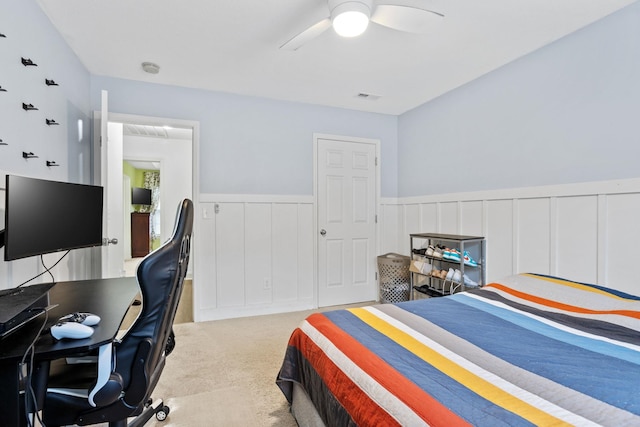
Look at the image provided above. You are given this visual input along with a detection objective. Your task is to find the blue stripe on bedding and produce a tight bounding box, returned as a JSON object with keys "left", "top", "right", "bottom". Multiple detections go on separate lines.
{"left": 397, "top": 297, "right": 640, "bottom": 414}
{"left": 324, "top": 309, "right": 535, "bottom": 427}
{"left": 455, "top": 293, "right": 640, "bottom": 365}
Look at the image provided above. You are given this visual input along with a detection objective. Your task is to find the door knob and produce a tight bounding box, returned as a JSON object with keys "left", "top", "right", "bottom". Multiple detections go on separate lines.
{"left": 320, "top": 229, "right": 326, "bottom": 236}
{"left": 103, "top": 237, "right": 118, "bottom": 246}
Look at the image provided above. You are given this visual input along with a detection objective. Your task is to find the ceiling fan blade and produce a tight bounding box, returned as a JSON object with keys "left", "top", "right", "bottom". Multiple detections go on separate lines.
{"left": 280, "top": 17, "right": 332, "bottom": 51}
{"left": 371, "top": 4, "right": 443, "bottom": 34}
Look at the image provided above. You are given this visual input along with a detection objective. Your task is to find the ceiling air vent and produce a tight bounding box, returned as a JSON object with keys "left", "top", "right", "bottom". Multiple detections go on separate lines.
{"left": 356, "top": 92, "right": 381, "bottom": 101}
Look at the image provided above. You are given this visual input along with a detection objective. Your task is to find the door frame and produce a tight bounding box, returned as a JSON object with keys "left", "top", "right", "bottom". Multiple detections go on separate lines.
{"left": 313, "top": 133, "right": 381, "bottom": 307}
{"left": 92, "top": 110, "right": 200, "bottom": 313}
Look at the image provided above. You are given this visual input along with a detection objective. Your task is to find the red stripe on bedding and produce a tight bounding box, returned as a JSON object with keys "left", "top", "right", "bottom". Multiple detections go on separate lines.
{"left": 291, "top": 328, "right": 402, "bottom": 426}
{"left": 486, "top": 283, "right": 640, "bottom": 320}
{"left": 306, "top": 313, "right": 472, "bottom": 427}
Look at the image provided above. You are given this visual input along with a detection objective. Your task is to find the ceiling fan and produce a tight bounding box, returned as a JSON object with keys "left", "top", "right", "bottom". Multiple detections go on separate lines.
{"left": 280, "top": 0, "right": 444, "bottom": 50}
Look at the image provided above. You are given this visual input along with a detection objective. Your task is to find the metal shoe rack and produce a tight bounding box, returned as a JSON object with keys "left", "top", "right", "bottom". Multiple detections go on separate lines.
{"left": 409, "top": 233, "right": 486, "bottom": 299}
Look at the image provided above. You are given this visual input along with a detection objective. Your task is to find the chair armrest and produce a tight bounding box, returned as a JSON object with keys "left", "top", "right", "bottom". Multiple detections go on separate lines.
{"left": 88, "top": 344, "right": 122, "bottom": 407}
{"left": 123, "top": 338, "right": 153, "bottom": 407}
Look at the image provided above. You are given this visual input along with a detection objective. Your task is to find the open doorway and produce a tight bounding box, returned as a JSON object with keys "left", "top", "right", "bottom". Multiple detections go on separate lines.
{"left": 110, "top": 119, "right": 195, "bottom": 323}
{"left": 122, "top": 158, "right": 161, "bottom": 275}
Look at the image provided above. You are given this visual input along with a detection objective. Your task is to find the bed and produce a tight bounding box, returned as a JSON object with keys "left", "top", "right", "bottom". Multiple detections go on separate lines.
{"left": 276, "top": 273, "right": 640, "bottom": 426}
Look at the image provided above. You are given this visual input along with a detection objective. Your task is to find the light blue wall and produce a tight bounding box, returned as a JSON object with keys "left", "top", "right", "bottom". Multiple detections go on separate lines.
{"left": 90, "top": 77, "right": 399, "bottom": 197}
{"left": 0, "top": 0, "right": 91, "bottom": 184}
{"left": 398, "top": 3, "right": 640, "bottom": 197}
{"left": 6, "top": 0, "right": 639, "bottom": 200}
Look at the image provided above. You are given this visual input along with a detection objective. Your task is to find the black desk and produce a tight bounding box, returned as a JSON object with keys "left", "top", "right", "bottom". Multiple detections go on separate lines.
{"left": 0, "top": 277, "right": 138, "bottom": 426}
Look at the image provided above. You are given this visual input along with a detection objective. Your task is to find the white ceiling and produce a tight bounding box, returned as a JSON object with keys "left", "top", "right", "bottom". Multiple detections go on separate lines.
{"left": 37, "top": 0, "right": 636, "bottom": 115}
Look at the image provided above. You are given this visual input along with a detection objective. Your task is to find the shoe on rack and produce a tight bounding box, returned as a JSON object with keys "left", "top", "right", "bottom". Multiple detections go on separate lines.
{"left": 452, "top": 269, "right": 462, "bottom": 284}
{"left": 463, "top": 251, "right": 478, "bottom": 267}
{"left": 442, "top": 248, "right": 452, "bottom": 260}
{"left": 410, "top": 260, "right": 424, "bottom": 274}
{"left": 432, "top": 247, "right": 443, "bottom": 258}
{"left": 412, "top": 248, "right": 427, "bottom": 255}
{"left": 448, "top": 249, "right": 462, "bottom": 262}
{"left": 463, "top": 275, "right": 479, "bottom": 288}
{"left": 420, "top": 262, "right": 433, "bottom": 275}
{"left": 426, "top": 245, "right": 435, "bottom": 256}
{"left": 439, "top": 269, "right": 448, "bottom": 279}
{"left": 445, "top": 268, "right": 455, "bottom": 281}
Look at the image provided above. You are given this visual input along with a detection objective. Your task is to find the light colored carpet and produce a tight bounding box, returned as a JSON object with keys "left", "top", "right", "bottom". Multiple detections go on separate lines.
{"left": 145, "top": 303, "right": 372, "bottom": 426}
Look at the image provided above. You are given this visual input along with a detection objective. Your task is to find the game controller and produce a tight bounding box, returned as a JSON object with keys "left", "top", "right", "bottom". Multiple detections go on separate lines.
{"left": 58, "top": 312, "right": 101, "bottom": 326}
{"left": 50, "top": 322, "right": 94, "bottom": 340}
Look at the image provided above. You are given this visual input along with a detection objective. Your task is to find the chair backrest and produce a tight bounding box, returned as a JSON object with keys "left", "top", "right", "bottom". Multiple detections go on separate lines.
{"left": 115, "top": 198, "right": 193, "bottom": 395}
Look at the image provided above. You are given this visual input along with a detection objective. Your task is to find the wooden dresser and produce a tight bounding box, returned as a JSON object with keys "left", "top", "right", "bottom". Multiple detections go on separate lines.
{"left": 131, "top": 212, "right": 150, "bottom": 257}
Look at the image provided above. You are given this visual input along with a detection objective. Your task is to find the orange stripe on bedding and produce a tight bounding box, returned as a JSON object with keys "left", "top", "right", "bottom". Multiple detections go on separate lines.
{"left": 486, "top": 283, "right": 640, "bottom": 320}
{"left": 306, "top": 313, "right": 472, "bottom": 427}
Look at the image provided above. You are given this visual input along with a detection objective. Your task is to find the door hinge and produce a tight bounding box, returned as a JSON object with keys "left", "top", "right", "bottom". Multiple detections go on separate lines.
{"left": 375, "top": 214, "right": 378, "bottom": 223}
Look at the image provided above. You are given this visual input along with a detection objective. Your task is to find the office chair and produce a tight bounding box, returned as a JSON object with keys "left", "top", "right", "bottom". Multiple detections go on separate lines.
{"left": 41, "top": 198, "right": 194, "bottom": 427}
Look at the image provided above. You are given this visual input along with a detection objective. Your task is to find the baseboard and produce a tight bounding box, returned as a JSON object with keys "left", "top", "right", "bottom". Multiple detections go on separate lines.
{"left": 195, "top": 299, "right": 316, "bottom": 322}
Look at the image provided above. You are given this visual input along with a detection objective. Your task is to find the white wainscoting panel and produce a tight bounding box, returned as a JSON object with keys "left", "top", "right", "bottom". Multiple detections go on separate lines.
{"left": 393, "top": 178, "right": 640, "bottom": 295}
{"left": 439, "top": 202, "right": 459, "bottom": 234}
{"left": 193, "top": 179, "right": 640, "bottom": 322}
{"left": 245, "top": 203, "right": 272, "bottom": 305}
{"left": 603, "top": 193, "right": 640, "bottom": 295}
{"left": 380, "top": 202, "right": 401, "bottom": 255}
{"left": 460, "top": 201, "right": 483, "bottom": 237}
{"left": 195, "top": 195, "right": 315, "bottom": 321}
{"left": 486, "top": 199, "right": 514, "bottom": 280}
{"left": 555, "top": 196, "right": 598, "bottom": 285}
{"left": 272, "top": 204, "right": 302, "bottom": 302}
{"left": 516, "top": 198, "right": 550, "bottom": 275}
{"left": 215, "top": 203, "right": 246, "bottom": 308}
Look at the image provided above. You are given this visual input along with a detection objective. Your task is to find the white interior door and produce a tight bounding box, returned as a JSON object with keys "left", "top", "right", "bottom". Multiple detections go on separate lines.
{"left": 97, "top": 90, "right": 125, "bottom": 278}
{"left": 317, "top": 136, "right": 378, "bottom": 307}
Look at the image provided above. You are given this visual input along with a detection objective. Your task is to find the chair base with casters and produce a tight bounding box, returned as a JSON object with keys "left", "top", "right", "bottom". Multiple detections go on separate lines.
{"left": 40, "top": 199, "right": 194, "bottom": 427}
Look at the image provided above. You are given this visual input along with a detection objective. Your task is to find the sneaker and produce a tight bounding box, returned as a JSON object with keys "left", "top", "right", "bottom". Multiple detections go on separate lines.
{"left": 452, "top": 269, "right": 462, "bottom": 283}
{"left": 420, "top": 262, "right": 433, "bottom": 275}
{"left": 409, "top": 260, "right": 424, "bottom": 274}
{"left": 426, "top": 245, "right": 435, "bottom": 256}
{"left": 432, "top": 247, "right": 443, "bottom": 259}
{"left": 443, "top": 248, "right": 461, "bottom": 262}
{"left": 463, "top": 251, "right": 478, "bottom": 267}
{"left": 445, "top": 268, "right": 455, "bottom": 281}
{"left": 463, "top": 275, "right": 479, "bottom": 288}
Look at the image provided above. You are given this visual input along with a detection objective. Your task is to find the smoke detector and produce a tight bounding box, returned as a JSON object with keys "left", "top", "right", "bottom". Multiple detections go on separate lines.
{"left": 142, "top": 62, "right": 160, "bottom": 74}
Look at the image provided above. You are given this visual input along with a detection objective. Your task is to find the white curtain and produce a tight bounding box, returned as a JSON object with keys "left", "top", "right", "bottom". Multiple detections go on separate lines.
{"left": 143, "top": 171, "right": 160, "bottom": 241}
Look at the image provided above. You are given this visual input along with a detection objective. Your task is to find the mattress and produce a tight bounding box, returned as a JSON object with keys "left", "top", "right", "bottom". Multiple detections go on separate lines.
{"left": 276, "top": 273, "right": 640, "bottom": 426}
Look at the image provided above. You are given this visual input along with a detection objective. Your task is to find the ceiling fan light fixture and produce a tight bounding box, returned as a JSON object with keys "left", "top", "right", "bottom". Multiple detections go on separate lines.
{"left": 331, "top": 1, "right": 371, "bottom": 38}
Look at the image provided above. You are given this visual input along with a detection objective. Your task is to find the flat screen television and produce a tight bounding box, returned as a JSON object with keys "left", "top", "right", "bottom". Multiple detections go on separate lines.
{"left": 2, "top": 175, "right": 104, "bottom": 261}
{"left": 132, "top": 187, "right": 152, "bottom": 205}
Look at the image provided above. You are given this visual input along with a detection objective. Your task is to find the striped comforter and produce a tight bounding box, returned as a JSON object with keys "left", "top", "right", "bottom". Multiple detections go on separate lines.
{"left": 276, "top": 274, "right": 640, "bottom": 426}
